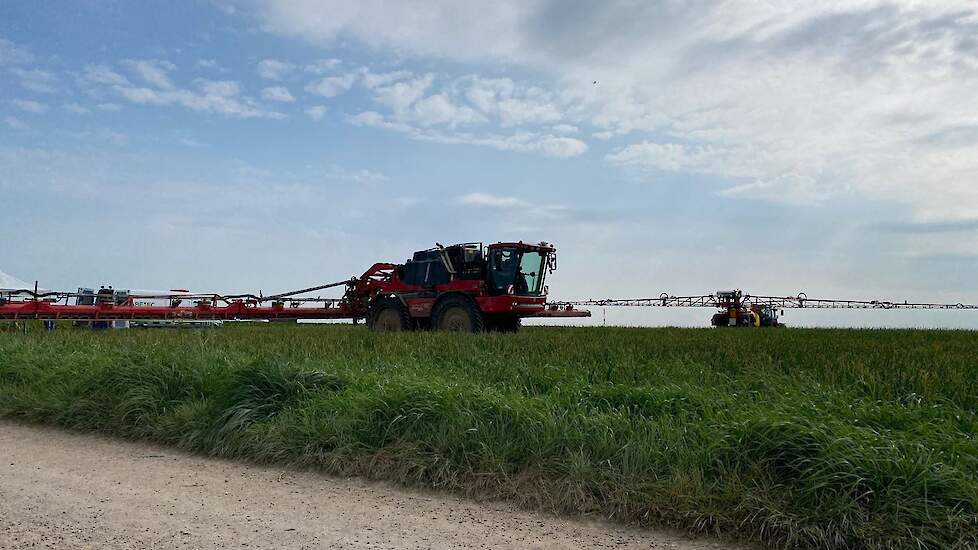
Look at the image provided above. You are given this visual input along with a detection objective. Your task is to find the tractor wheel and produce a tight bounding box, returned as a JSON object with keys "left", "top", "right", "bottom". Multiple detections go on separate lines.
{"left": 432, "top": 295, "right": 485, "bottom": 332}
{"left": 367, "top": 298, "right": 412, "bottom": 332}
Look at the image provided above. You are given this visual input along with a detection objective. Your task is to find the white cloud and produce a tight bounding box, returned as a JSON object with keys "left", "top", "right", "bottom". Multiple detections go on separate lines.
{"left": 411, "top": 94, "right": 485, "bottom": 127}
{"left": 304, "top": 58, "right": 342, "bottom": 74}
{"left": 496, "top": 97, "right": 562, "bottom": 126}
{"left": 465, "top": 77, "right": 513, "bottom": 112}
{"left": 83, "top": 64, "right": 131, "bottom": 86}
{"left": 359, "top": 68, "right": 412, "bottom": 88}
{"left": 63, "top": 103, "right": 91, "bottom": 114}
{"left": 457, "top": 192, "right": 528, "bottom": 208}
{"left": 337, "top": 68, "right": 589, "bottom": 157}
{"left": 372, "top": 73, "right": 433, "bottom": 112}
{"left": 343, "top": 70, "right": 587, "bottom": 157}
{"left": 456, "top": 193, "right": 570, "bottom": 229}
{"left": 9, "top": 68, "right": 58, "bottom": 93}
{"left": 349, "top": 111, "right": 587, "bottom": 158}
{"left": 81, "top": 60, "right": 284, "bottom": 119}
{"left": 257, "top": 59, "right": 294, "bottom": 80}
{"left": 111, "top": 77, "right": 276, "bottom": 118}
{"left": 256, "top": 1, "right": 528, "bottom": 60}
{"left": 198, "top": 79, "right": 239, "bottom": 97}
{"left": 348, "top": 110, "right": 389, "bottom": 127}
{"left": 196, "top": 59, "right": 218, "bottom": 69}
{"left": 59, "top": 128, "right": 128, "bottom": 147}
{"left": 4, "top": 116, "right": 28, "bottom": 130}
{"left": 322, "top": 163, "right": 388, "bottom": 185}
{"left": 213, "top": 2, "right": 237, "bottom": 15}
{"left": 900, "top": 229, "right": 978, "bottom": 259}
{"left": 180, "top": 137, "right": 208, "bottom": 148}
{"left": 261, "top": 85, "right": 295, "bottom": 102}
{"left": 305, "top": 73, "right": 356, "bottom": 97}
{"left": 462, "top": 76, "right": 563, "bottom": 127}
{"left": 122, "top": 59, "right": 176, "bottom": 89}
{"left": 250, "top": 1, "right": 978, "bottom": 221}
{"left": 606, "top": 143, "right": 721, "bottom": 173}
{"left": 12, "top": 99, "right": 47, "bottom": 113}
{"left": 305, "top": 105, "right": 327, "bottom": 120}
{"left": 535, "top": 136, "right": 587, "bottom": 158}
{"left": 719, "top": 173, "right": 822, "bottom": 206}
{"left": 0, "top": 37, "right": 32, "bottom": 66}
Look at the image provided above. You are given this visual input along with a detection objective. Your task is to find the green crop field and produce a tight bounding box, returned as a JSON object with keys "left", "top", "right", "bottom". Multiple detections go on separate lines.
{"left": 1, "top": 324, "right": 976, "bottom": 549}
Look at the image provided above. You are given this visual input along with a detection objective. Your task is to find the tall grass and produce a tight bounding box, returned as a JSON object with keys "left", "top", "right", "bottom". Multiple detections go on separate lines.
{"left": 1, "top": 325, "right": 976, "bottom": 548}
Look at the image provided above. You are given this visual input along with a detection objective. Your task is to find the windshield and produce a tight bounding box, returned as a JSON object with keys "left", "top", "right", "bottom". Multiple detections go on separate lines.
{"left": 488, "top": 248, "right": 546, "bottom": 295}
{"left": 518, "top": 251, "right": 544, "bottom": 294}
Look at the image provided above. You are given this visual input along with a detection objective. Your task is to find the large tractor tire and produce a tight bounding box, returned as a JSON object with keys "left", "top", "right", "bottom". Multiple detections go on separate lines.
{"left": 367, "top": 297, "right": 413, "bottom": 332}
{"left": 432, "top": 295, "right": 485, "bottom": 332}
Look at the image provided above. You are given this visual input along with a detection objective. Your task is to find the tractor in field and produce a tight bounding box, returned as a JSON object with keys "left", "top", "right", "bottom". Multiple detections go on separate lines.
{"left": 7, "top": 242, "right": 975, "bottom": 330}
{"left": 0, "top": 240, "right": 588, "bottom": 332}
{"left": 710, "top": 290, "right": 783, "bottom": 327}
{"left": 360, "top": 241, "right": 560, "bottom": 332}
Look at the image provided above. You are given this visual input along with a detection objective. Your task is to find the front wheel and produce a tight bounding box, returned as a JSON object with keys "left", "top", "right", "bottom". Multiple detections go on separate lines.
{"left": 432, "top": 295, "right": 485, "bottom": 332}
{"left": 367, "top": 298, "right": 412, "bottom": 332}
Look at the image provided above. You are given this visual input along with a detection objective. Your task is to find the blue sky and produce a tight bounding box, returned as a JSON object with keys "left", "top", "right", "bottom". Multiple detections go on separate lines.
{"left": 2, "top": 1, "right": 978, "bottom": 327}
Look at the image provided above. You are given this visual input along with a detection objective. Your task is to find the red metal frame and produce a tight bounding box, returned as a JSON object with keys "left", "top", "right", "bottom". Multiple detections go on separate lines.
{"left": 0, "top": 242, "right": 588, "bottom": 323}
{"left": 0, "top": 299, "right": 356, "bottom": 322}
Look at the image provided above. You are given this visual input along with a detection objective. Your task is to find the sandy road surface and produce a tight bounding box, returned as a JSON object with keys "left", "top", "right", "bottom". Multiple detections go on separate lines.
{"left": 0, "top": 421, "right": 742, "bottom": 549}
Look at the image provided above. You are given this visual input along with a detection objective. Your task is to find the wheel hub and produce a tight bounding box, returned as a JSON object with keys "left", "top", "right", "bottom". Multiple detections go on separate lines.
{"left": 374, "top": 308, "right": 403, "bottom": 331}
{"left": 439, "top": 307, "right": 471, "bottom": 331}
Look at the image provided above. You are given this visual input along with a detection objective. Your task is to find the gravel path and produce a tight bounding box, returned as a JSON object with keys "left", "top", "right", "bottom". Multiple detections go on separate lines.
{"left": 0, "top": 421, "right": 743, "bottom": 549}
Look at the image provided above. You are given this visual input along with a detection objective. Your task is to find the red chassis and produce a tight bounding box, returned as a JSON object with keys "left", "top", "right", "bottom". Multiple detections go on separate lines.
{"left": 0, "top": 242, "right": 590, "bottom": 330}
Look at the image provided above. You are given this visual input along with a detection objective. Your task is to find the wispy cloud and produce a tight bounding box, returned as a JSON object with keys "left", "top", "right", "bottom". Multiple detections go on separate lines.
{"left": 305, "top": 74, "right": 355, "bottom": 98}
{"left": 11, "top": 99, "right": 47, "bottom": 113}
{"left": 305, "top": 105, "right": 327, "bottom": 120}
{"left": 261, "top": 85, "right": 295, "bottom": 102}
{"left": 457, "top": 192, "right": 528, "bottom": 208}
{"left": 113, "top": 79, "right": 278, "bottom": 118}
{"left": 84, "top": 61, "right": 283, "bottom": 119}
{"left": 9, "top": 68, "right": 58, "bottom": 93}
{"left": 0, "top": 37, "right": 32, "bottom": 66}
{"left": 3, "top": 115, "right": 28, "bottom": 130}
{"left": 63, "top": 103, "right": 91, "bottom": 114}
{"left": 253, "top": 1, "right": 978, "bottom": 222}
{"left": 350, "top": 111, "right": 587, "bottom": 158}
{"left": 83, "top": 64, "right": 131, "bottom": 86}
{"left": 122, "top": 59, "right": 176, "bottom": 89}
{"left": 343, "top": 71, "right": 588, "bottom": 157}
{"left": 256, "top": 59, "right": 294, "bottom": 80}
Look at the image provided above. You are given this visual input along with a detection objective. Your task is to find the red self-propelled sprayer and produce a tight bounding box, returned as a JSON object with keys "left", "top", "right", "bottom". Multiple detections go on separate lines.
{"left": 0, "top": 241, "right": 590, "bottom": 332}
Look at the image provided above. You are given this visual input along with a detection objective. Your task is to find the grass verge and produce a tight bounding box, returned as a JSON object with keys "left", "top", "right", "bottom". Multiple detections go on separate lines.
{"left": 1, "top": 324, "right": 977, "bottom": 548}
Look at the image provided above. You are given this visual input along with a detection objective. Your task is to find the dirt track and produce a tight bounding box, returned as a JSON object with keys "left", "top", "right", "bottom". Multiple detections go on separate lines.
{"left": 0, "top": 421, "right": 741, "bottom": 549}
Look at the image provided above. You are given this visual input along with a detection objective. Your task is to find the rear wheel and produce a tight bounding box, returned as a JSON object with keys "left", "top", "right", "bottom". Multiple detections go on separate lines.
{"left": 367, "top": 298, "right": 412, "bottom": 332}
{"left": 432, "top": 295, "right": 485, "bottom": 332}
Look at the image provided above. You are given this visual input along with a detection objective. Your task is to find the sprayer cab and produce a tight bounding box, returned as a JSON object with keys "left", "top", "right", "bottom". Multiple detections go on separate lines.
{"left": 485, "top": 241, "right": 555, "bottom": 296}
